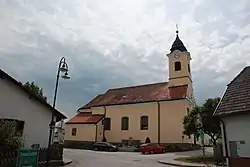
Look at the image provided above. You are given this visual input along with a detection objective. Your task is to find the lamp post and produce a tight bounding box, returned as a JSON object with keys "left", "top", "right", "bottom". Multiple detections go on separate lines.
{"left": 46, "top": 57, "right": 70, "bottom": 167}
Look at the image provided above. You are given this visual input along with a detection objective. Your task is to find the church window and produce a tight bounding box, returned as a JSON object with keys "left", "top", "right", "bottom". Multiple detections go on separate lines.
{"left": 187, "top": 108, "right": 190, "bottom": 115}
{"left": 71, "top": 128, "right": 77, "bottom": 136}
{"left": 175, "top": 61, "right": 181, "bottom": 71}
{"left": 104, "top": 117, "right": 111, "bottom": 130}
{"left": 188, "top": 64, "right": 190, "bottom": 73}
{"left": 121, "top": 117, "right": 129, "bottom": 130}
{"left": 140, "top": 116, "right": 148, "bottom": 130}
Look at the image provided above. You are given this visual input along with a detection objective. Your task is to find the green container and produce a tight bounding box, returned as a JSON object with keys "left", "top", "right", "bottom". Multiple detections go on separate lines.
{"left": 16, "top": 149, "right": 39, "bottom": 167}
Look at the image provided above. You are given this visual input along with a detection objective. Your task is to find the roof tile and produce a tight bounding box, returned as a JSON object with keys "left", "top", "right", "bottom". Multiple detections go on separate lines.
{"left": 80, "top": 82, "right": 188, "bottom": 109}
{"left": 66, "top": 112, "right": 104, "bottom": 124}
{"left": 215, "top": 66, "right": 250, "bottom": 116}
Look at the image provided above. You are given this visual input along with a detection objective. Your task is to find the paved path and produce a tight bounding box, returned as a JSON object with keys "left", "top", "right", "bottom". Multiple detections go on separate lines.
{"left": 64, "top": 149, "right": 172, "bottom": 167}
{"left": 64, "top": 147, "right": 213, "bottom": 167}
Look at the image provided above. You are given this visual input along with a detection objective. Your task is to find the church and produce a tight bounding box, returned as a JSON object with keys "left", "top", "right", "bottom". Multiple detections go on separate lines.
{"left": 64, "top": 30, "right": 196, "bottom": 146}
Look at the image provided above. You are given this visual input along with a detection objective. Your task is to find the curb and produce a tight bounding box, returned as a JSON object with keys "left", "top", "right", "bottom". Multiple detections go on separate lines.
{"left": 63, "top": 160, "right": 73, "bottom": 166}
{"left": 158, "top": 160, "right": 208, "bottom": 167}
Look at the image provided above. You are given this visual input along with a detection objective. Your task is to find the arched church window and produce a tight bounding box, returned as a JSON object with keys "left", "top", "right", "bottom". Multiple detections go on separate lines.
{"left": 71, "top": 128, "right": 77, "bottom": 136}
{"left": 104, "top": 117, "right": 111, "bottom": 130}
{"left": 188, "top": 64, "right": 190, "bottom": 73}
{"left": 121, "top": 117, "right": 129, "bottom": 130}
{"left": 175, "top": 61, "right": 181, "bottom": 71}
{"left": 140, "top": 116, "right": 148, "bottom": 130}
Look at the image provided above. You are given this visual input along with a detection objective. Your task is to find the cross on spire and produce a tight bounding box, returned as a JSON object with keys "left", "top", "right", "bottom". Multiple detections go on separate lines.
{"left": 176, "top": 24, "right": 179, "bottom": 34}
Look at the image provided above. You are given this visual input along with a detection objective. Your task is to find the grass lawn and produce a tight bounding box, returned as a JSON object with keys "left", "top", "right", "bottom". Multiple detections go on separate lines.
{"left": 175, "top": 155, "right": 214, "bottom": 164}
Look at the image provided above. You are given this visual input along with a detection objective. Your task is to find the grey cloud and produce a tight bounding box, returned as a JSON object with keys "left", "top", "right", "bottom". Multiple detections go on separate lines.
{"left": 1, "top": 0, "right": 250, "bottom": 117}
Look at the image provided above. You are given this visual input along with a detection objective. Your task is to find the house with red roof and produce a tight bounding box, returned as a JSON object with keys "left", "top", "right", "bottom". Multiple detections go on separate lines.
{"left": 65, "top": 31, "right": 196, "bottom": 146}
{"left": 214, "top": 66, "right": 250, "bottom": 167}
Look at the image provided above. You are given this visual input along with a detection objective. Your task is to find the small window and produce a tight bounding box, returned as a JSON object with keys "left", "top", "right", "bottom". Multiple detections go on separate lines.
{"left": 104, "top": 117, "right": 111, "bottom": 130}
{"left": 188, "top": 64, "right": 190, "bottom": 73}
{"left": 175, "top": 61, "right": 181, "bottom": 71}
{"left": 71, "top": 128, "right": 77, "bottom": 136}
{"left": 1, "top": 119, "right": 25, "bottom": 136}
{"left": 121, "top": 117, "right": 129, "bottom": 130}
{"left": 140, "top": 116, "right": 148, "bottom": 130}
{"left": 187, "top": 108, "right": 190, "bottom": 115}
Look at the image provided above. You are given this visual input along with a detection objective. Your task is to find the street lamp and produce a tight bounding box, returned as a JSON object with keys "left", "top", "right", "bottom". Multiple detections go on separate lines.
{"left": 46, "top": 57, "right": 70, "bottom": 167}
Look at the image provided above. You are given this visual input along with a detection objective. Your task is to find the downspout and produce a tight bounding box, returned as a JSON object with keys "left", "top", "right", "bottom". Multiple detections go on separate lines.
{"left": 95, "top": 123, "right": 98, "bottom": 142}
{"left": 157, "top": 102, "right": 160, "bottom": 144}
{"left": 220, "top": 119, "right": 229, "bottom": 166}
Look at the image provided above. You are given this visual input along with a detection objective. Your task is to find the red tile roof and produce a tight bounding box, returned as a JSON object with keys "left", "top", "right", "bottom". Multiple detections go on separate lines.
{"left": 80, "top": 82, "right": 188, "bottom": 109}
{"left": 80, "top": 94, "right": 104, "bottom": 109}
{"left": 66, "top": 112, "right": 104, "bottom": 124}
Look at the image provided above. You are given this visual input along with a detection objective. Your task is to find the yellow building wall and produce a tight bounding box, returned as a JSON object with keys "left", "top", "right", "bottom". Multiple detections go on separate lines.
{"left": 105, "top": 102, "right": 159, "bottom": 143}
{"left": 159, "top": 99, "right": 190, "bottom": 143}
{"left": 168, "top": 51, "right": 191, "bottom": 82}
{"left": 78, "top": 108, "right": 91, "bottom": 113}
{"left": 91, "top": 106, "right": 105, "bottom": 115}
{"left": 65, "top": 100, "right": 195, "bottom": 144}
{"left": 64, "top": 124, "right": 96, "bottom": 141}
{"left": 96, "top": 121, "right": 104, "bottom": 141}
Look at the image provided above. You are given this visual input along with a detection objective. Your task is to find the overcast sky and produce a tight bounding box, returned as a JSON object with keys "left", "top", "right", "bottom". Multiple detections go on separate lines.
{"left": 1, "top": 0, "right": 250, "bottom": 118}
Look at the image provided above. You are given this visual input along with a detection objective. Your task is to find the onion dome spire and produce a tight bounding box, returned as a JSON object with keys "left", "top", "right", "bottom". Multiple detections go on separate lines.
{"left": 170, "top": 25, "right": 187, "bottom": 53}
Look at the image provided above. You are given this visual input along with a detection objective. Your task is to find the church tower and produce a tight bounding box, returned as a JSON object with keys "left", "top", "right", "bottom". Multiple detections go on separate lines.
{"left": 167, "top": 29, "right": 195, "bottom": 103}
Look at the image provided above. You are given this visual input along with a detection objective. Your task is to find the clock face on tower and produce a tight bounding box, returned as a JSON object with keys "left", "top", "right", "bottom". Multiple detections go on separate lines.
{"left": 174, "top": 52, "right": 180, "bottom": 59}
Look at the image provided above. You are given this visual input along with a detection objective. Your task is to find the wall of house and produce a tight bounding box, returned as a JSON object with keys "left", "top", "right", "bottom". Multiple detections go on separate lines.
{"left": 103, "top": 100, "right": 195, "bottom": 144}
{"left": 104, "top": 102, "right": 159, "bottom": 143}
{"left": 78, "top": 108, "right": 91, "bottom": 113}
{"left": 0, "top": 77, "right": 54, "bottom": 148}
{"left": 64, "top": 124, "right": 96, "bottom": 141}
{"left": 91, "top": 106, "right": 105, "bottom": 115}
{"left": 223, "top": 114, "right": 250, "bottom": 157}
{"left": 159, "top": 99, "right": 191, "bottom": 143}
{"left": 168, "top": 51, "right": 191, "bottom": 86}
{"left": 96, "top": 121, "right": 104, "bottom": 141}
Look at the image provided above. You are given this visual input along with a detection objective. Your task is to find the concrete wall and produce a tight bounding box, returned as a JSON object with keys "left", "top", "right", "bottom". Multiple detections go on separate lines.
{"left": 223, "top": 114, "right": 250, "bottom": 157}
{"left": 0, "top": 77, "right": 53, "bottom": 148}
{"left": 65, "top": 124, "right": 96, "bottom": 142}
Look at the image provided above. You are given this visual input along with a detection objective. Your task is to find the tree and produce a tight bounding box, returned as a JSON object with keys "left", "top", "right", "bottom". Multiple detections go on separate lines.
{"left": 23, "top": 82, "right": 47, "bottom": 102}
{"left": 183, "top": 97, "right": 221, "bottom": 146}
{"left": 201, "top": 98, "right": 221, "bottom": 145}
{"left": 0, "top": 119, "right": 23, "bottom": 151}
{"left": 183, "top": 106, "right": 200, "bottom": 145}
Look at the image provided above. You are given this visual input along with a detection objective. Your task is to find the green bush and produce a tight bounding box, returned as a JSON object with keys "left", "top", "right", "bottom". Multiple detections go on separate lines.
{"left": 0, "top": 119, "right": 23, "bottom": 151}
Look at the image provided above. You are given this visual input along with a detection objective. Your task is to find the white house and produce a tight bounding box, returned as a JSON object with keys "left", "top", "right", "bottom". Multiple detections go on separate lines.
{"left": 214, "top": 66, "right": 250, "bottom": 167}
{"left": 53, "top": 121, "right": 65, "bottom": 144}
{"left": 0, "top": 69, "right": 67, "bottom": 148}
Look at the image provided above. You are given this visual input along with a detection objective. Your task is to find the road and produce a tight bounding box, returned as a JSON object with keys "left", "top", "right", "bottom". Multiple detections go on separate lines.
{"left": 64, "top": 148, "right": 213, "bottom": 167}
{"left": 64, "top": 149, "right": 172, "bottom": 167}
